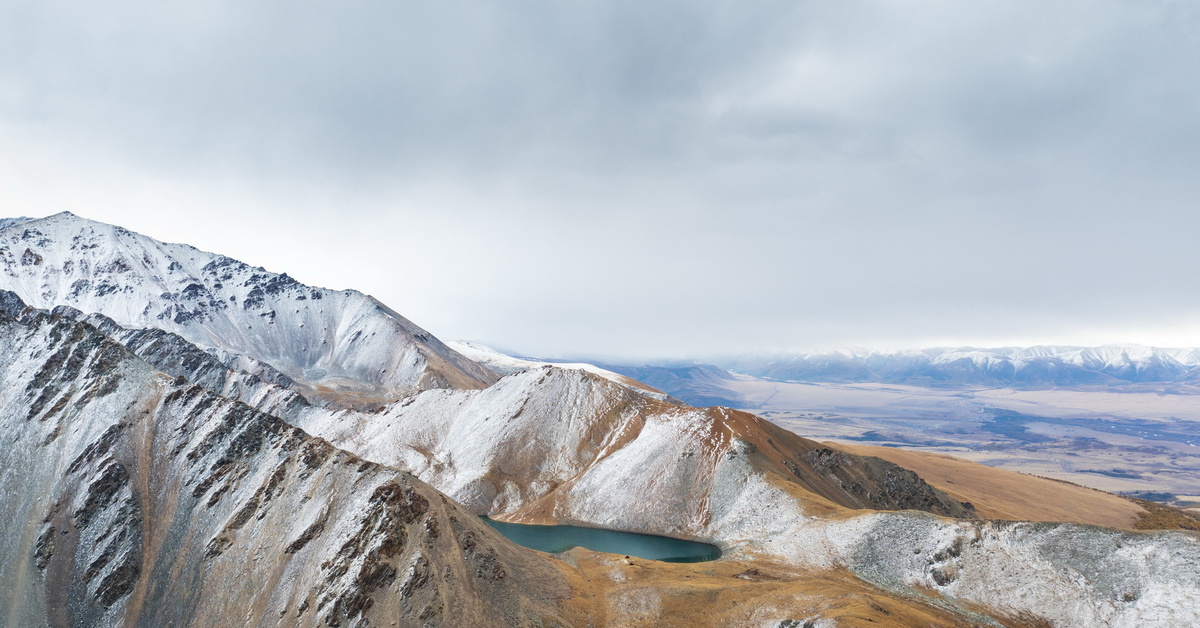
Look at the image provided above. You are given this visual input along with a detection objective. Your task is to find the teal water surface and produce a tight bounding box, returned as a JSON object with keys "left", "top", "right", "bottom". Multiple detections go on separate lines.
{"left": 481, "top": 517, "right": 721, "bottom": 563}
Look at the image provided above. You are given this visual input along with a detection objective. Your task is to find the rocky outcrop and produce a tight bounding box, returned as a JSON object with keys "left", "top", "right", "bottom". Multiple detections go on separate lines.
{"left": 0, "top": 302, "right": 568, "bottom": 628}
{"left": 51, "top": 303, "right": 309, "bottom": 417}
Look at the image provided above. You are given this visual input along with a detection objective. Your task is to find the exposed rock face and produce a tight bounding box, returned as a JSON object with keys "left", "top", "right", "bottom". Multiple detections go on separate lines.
{"left": 0, "top": 304, "right": 568, "bottom": 628}
{"left": 53, "top": 304, "right": 309, "bottom": 417}
{"left": 2, "top": 215, "right": 1199, "bottom": 627}
{"left": 0, "top": 212, "right": 497, "bottom": 404}
{"left": 0, "top": 297, "right": 1002, "bottom": 628}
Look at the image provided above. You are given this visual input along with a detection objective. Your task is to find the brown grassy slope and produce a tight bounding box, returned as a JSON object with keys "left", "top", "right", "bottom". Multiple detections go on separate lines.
{"left": 724, "top": 409, "right": 974, "bottom": 517}
{"left": 830, "top": 443, "right": 1145, "bottom": 528}
{"left": 554, "top": 550, "right": 1040, "bottom": 628}
{"left": 1131, "top": 498, "right": 1200, "bottom": 531}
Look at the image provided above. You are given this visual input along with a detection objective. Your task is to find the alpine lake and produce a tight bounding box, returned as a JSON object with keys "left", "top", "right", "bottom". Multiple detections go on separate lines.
{"left": 481, "top": 517, "right": 721, "bottom": 563}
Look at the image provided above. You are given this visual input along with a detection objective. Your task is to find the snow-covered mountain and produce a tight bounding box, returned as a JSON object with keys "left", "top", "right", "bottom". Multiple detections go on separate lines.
{"left": 446, "top": 340, "right": 677, "bottom": 402}
{"left": 0, "top": 212, "right": 497, "bottom": 405}
{"left": 0, "top": 295, "right": 570, "bottom": 628}
{"left": 723, "top": 345, "right": 1200, "bottom": 386}
{"left": 294, "top": 365, "right": 973, "bottom": 526}
{"left": 3, "top": 213, "right": 1199, "bottom": 626}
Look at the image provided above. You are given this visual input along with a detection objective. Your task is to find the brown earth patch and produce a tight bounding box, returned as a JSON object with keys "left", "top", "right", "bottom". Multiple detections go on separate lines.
{"left": 554, "top": 551, "right": 1038, "bottom": 627}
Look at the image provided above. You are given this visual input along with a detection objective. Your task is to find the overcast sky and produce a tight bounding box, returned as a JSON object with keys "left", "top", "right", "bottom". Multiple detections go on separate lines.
{"left": 2, "top": 1, "right": 1200, "bottom": 359}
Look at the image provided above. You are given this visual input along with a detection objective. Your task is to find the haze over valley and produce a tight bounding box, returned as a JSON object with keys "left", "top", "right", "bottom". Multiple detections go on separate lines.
{"left": 579, "top": 350, "right": 1200, "bottom": 513}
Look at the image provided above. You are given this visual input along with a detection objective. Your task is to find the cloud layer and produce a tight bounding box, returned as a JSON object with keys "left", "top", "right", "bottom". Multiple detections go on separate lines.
{"left": 3, "top": 0, "right": 1200, "bottom": 358}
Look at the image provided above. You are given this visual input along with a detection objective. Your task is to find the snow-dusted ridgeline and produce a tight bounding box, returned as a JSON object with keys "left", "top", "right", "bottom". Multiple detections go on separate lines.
{"left": 292, "top": 365, "right": 970, "bottom": 524}
{"left": 0, "top": 212, "right": 497, "bottom": 404}
{"left": 0, "top": 297, "right": 570, "bottom": 628}
{"left": 447, "top": 340, "right": 676, "bottom": 402}
{"left": 290, "top": 365, "right": 1200, "bottom": 625}
{"left": 3, "top": 214, "right": 1198, "bottom": 626}
{"left": 0, "top": 291, "right": 991, "bottom": 627}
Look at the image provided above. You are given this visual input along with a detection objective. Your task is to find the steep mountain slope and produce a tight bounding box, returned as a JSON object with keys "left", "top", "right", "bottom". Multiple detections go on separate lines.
{"left": 295, "top": 366, "right": 973, "bottom": 530}
{"left": 295, "top": 367, "right": 1200, "bottom": 625}
{"left": 0, "top": 302, "right": 570, "bottom": 628}
{"left": 3, "top": 281, "right": 977, "bottom": 536}
{"left": 0, "top": 212, "right": 496, "bottom": 405}
{"left": 4, "top": 214, "right": 1200, "bottom": 626}
{"left": 831, "top": 443, "right": 1148, "bottom": 528}
{"left": 0, "top": 287, "right": 1018, "bottom": 628}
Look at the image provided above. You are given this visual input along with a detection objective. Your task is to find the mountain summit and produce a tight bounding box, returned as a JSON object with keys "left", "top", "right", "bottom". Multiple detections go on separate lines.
{"left": 0, "top": 212, "right": 497, "bottom": 405}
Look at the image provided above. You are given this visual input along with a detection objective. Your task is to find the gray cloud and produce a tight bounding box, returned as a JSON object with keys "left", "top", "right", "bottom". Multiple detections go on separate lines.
{"left": 3, "top": 0, "right": 1200, "bottom": 358}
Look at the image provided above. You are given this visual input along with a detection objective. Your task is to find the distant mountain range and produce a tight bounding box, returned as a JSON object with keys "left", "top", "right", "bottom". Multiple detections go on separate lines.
{"left": 719, "top": 346, "right": 1200, "bottom": 387}
{"left": 585, "top": 346, "right": 1200, "bottom": 408}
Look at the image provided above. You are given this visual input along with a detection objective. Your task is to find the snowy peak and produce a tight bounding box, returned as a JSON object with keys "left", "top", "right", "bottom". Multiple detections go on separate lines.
{"left": 724, "top": 344, "right": 1200, "bottom": 386}
{"left": 0, "top": 300, "right": 568, "bottom": 627}
{"left": 0, "top": 212, "right": 497, "bottom": 404}
{"left": 446, "top": 340, "right": 675, "bottom": 401}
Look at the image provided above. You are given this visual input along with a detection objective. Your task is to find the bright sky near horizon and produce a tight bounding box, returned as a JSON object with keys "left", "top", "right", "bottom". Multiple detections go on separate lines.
{"left": 3, "top": 1, "right": 1200, "bottom": 359}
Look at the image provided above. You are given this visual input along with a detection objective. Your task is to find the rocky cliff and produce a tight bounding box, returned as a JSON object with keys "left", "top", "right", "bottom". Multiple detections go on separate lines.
{"left": 0, "top": 213, "right": 497, "bottom": 405}
{"left": 0, "top": 303, "right": 568, "bottom": 627}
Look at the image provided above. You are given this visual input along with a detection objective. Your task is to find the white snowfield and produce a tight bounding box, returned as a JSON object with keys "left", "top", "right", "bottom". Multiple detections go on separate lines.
{"left": 2, "top": 212, "right": 1197, "bottom": 627}
{"left": 0, "top": 213, "right": 496, "bottom": 401}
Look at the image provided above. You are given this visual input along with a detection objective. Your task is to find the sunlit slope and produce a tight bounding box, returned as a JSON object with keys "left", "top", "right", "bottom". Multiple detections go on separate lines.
{"left": 299, "top": 365, "right": 972, "bottom": 534}
{"left": 556, "top": 551, "right": 1010, "bottom": 628}
{"left": 833, "top": 442, "right": 1149, "bottom": 528}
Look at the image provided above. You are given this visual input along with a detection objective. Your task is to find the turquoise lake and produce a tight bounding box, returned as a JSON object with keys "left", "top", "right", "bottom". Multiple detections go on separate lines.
{"left": 481, "top": 517, "right": 721, "bottom": 563}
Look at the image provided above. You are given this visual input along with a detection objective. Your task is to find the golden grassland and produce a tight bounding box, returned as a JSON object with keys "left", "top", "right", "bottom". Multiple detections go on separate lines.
{"left": 835, "top": 442, "right": 1200, "bottom": 533}
{"left": 831, "top": 442, "right": 1142, "bottom": 527}
{"left": 1131, "top": 498, "right": 1200, "bottom": 532}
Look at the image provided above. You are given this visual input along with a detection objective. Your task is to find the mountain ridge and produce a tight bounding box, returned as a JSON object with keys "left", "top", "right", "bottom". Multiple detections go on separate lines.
{"left": 0, "top": 294, "right": 572, "bottom": 627}
{"left": 719, "top": 345, "right": 1200, "bottom": 387}
{"left": 0, "top": 212, "right": 497, "bottom": 406}
{"left": 2, "top": 213, "right": 1199, "bottom": 626}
